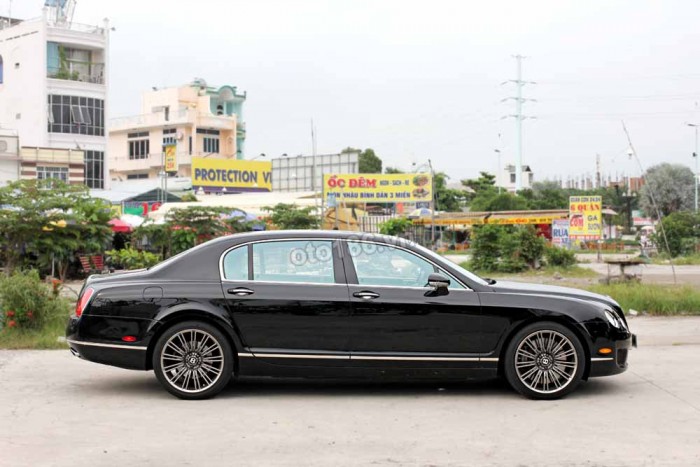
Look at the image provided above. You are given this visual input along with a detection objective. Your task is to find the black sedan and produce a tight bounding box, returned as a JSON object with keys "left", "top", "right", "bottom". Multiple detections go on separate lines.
{"left": 67, "top": 230, "right": 635, "bottom": 400}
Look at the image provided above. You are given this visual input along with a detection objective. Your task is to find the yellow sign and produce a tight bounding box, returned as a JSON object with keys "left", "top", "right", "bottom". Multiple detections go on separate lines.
{"left": 323, "top": 173, "right": 432, "bottom": 203}
{"left": 192, "top": 157, "right": 272, "bottom": 192}
{"left": 164, "top": 145, "right": 178, "bottom": 172}
{"left": 569, "top": 196, "right": 602, "bottom": 239}
{"left": 487, "top": 215, "right": 568, "bottom": 225}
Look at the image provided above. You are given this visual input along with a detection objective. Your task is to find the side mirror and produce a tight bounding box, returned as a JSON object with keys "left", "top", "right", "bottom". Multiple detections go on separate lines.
{"left": 428, "top": 273, "right": 450, "bottom": 289}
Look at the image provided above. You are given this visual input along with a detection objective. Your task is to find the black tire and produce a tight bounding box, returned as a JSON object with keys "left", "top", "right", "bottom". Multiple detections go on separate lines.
{"left": 153, "top": 321, "right": 234, "bottom": 400}
{"left": 504, "top": 321, "right": 585, "bottom": 400}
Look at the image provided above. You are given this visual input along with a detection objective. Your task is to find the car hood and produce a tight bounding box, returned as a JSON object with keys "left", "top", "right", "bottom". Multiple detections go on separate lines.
{"left": 490, "top": 280, "right": 619, "bottom": 310}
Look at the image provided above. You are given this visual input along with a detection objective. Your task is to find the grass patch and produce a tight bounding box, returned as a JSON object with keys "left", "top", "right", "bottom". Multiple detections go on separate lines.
{"left": 0, "top": 309, "right": 70, "bottom": 350}
{"left": 587, "top": 283, "right": 700, "bottom": 315}
{"left": 651, "top": 254, "right": 700, "bottom": 266}
{"left": 462, "top": 262, "right": 599, "bottom": 279}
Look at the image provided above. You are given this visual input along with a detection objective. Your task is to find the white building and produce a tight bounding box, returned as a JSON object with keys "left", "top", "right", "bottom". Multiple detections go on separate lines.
{"left": 501, "top": 164, "right": 534, "bottom": 193}
{"left": 0, "top": 2, "right": 109, "bottom": 189}
{"left": 0, "top": 128, "right": 19, "bottom": 186}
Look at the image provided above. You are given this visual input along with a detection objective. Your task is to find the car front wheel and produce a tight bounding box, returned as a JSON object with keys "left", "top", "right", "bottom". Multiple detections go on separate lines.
{"left": 153, "top": 321, "right": 234, "bottom": 400}
{"left": 504, "top": 321, "right": 585, "bottom": 400}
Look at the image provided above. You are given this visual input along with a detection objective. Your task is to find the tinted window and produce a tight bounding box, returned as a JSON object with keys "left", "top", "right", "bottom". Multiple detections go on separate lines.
{"left": 348, "top": 241, "right": 464, "bottom": 289}
{"left": 252, "top": 241, "right": 334, "bottom": 284}
{"left": 222, "top": 246, "right": 249, "bottom": 281}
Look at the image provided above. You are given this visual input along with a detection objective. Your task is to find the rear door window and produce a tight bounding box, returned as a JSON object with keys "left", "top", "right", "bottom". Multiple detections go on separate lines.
{"left": 252, "top": 240, "right": 335, "bottom": 284}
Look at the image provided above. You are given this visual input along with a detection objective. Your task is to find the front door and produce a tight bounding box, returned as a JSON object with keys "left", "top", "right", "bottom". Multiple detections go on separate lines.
{"left": 343, "top": 240, "right": 482, "bottom": 365}
{"left": 221, "top": 239, "right": 351, "bottom": 366}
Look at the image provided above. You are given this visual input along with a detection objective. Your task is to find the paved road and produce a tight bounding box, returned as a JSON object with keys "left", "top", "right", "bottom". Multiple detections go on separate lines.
{"left": 1, "top": 317, "right": 699, "bottom": 467}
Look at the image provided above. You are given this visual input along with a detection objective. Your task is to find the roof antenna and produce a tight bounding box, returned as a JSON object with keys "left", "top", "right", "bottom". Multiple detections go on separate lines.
{"left": 621, "top": 121, "right": 676, "bottom": 284}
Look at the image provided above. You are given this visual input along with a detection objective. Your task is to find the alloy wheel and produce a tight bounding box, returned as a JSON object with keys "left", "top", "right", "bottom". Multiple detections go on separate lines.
{"left": 160, "top": 329, "right": 225, "bottom": 394}
{"left": 514, "top": 329, "right": 578, "bottom": 395}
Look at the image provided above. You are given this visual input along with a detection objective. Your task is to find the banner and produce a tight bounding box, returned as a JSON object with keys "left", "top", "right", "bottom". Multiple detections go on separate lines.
{"left": 164, "top": 145, "right": 178, "bottom": 172}
{"left": 569, "top": 196, "right": 602, "bottom": 240}
{"left": 192, "top": 157, "right": 272, "bottom": 192}
{"left": 323, "top": 173, "right": 432, "bottom": 203}
{"left": 552, "top": 219, "right": 570, "bottom": 247}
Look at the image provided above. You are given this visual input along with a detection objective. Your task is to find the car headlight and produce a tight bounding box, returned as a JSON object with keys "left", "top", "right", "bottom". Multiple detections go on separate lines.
{"left": 604, "top": 310, "right": 621, "bottom": 329}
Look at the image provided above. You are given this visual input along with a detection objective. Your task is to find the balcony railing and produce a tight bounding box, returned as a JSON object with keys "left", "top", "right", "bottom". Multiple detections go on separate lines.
{"left": 48, "top": 62, "right": 105, "bottom": 85}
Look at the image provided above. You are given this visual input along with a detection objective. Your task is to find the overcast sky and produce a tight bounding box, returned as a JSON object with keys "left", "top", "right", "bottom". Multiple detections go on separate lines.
{"left": 8, "top": 0, "right": 700, "bottom": 182}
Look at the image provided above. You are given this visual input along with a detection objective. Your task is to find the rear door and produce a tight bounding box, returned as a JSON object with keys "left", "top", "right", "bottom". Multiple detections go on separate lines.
{"left": 221, "top": 239, "right": 351, "bottom": 366}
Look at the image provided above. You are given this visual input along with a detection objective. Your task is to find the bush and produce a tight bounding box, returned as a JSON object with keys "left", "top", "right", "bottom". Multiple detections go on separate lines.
{"left": 544, "top": 246, "right": 577, "bottom": 267}
{"left": 0, "top": 270, "right": 69, "bottom": 330}
{"left": 655, "top": 211, "right": 700, "bottom": 257}
{"left": 470, "top": 225, "right": 546, "bottom": 273}
{"left": 379, "top": 217, "right": 412, "bottom": 236}
{"left": 106, "top": 248, "right": 161, "bottom": 270}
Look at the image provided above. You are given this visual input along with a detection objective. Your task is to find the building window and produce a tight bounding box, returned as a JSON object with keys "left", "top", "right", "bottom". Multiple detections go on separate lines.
{"left": 127, "top": 173, "right": 149, "bottom": 180}
{"left": 197, "top": 128, "right": 220, "bottom": 154}
{"left": 128, "top": 131, "right": 150, "bottom": 160}
{"left": 47, "top": 95, "right": 104, "bottom": 136}
{"left": 510, "top": 173, "right": 516, "bottom": 183}
{"left": 163, "top": 128, "right": 177, "bottom": 146}
{"left": 37, "top": 166, "right": 69, "bottom": 182}
{"left": 203, "top": 137, "right": 219, "bottom": 154}
{"left": 84, "top": 150, "right": 104, "bottom": 189}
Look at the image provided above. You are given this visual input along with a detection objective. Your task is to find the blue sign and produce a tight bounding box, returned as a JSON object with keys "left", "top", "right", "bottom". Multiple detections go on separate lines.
{"left": 552, "top": 219, "right": 570, "bottom": 247}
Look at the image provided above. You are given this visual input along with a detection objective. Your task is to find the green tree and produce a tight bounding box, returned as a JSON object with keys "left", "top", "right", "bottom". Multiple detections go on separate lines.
{"left": 384, "top": 167, "right": 404, "bottom": 174}
{"left": 0, "top": 180, "right": 111, "bottom": 278}
{"left": 341, "top": 147, "right": 383, "bottom": 174}
{"left": 462, "top": 172, "right": 497, "bottom": 195}
{"left": 262, "top": 203, "right": 319, "bottom": 230}
{"left": 655, "top": 211, "right": 700, "bottom": 257}
{"left": 470, "top": 192, "right": 530, "bottom": 212}
{"left": 433, "top": 172, "right": 465, "bottom": 212}
{"left": 640, "top": 163, "right": 695, "bottom": 217}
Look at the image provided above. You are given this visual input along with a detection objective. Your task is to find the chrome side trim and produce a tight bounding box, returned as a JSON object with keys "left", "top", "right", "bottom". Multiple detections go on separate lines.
{"left": 352, "top": 355, "right": 480, "bottom": 362}
{"left": 245, "top": 350, "right": 496, "bottom": 363}
{"left": 66, "top": 339, "right": 147, "bottom": 351}
{"left": 253, "top": 352, "right": 349, "bottom": 360}
{"left": 590, "top": 357, "right": 614, "bottom": 362}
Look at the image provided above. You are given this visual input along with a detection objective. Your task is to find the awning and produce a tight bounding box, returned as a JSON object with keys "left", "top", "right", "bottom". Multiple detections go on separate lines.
{"left": 109, "top": 218, "right": 133, "bottom": 233}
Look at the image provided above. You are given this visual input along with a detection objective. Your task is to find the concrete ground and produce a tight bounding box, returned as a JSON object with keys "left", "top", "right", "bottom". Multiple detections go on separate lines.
{"left": 1, "top": 317, "right": 699, "bottom": 467}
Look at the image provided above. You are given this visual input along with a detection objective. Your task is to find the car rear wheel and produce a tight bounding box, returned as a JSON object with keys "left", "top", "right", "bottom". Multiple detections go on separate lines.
{"left": 504, "top": 321, "right": 585, "bottom": 400}
{"left": 153, "top": 321, "right": 234, "bottom": 400}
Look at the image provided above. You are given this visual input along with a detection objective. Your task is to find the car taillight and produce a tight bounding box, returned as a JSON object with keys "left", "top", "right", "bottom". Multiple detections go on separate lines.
{"left": 75, "top": 287, "right": 94, "bottom": 318}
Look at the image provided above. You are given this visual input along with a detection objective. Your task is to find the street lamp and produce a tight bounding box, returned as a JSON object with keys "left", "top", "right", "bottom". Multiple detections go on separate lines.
{"left": 251, "top": 153, "right": 266, "bottom": 161}
{"left": 686, "top": 123, "right": 699, "bottom": 212}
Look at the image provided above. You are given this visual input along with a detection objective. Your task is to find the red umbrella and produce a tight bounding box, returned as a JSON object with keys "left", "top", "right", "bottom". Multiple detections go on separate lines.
{"left": 109, "top": 218, "right": 133, "bottom": 233}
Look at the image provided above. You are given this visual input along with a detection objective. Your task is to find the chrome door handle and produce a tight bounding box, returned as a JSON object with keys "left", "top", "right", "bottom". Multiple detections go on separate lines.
{"left": 353, "top": 291, "right": 380, "bottom": 300}
{"left": 227, "top": 287, "right": 254, "bottom": 296}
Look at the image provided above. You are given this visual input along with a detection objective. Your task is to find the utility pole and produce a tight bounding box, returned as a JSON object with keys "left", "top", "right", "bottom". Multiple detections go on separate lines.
{"left": 311, "top": 119, "right": 320, "bottom": 221}
{"left": 687, "top": 123, "right": 699, "bottom": 212}
{"left": 501, "top": 55, "right": 535, "bottom": 193}
{"left": 595, "top": 154, "right": 601, "bottom": 189}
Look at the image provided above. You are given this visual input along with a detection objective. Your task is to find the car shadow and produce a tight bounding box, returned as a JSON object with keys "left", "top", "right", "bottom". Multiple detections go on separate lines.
{"left": 220, "top": 377, "right": 516, "bottom": 400}
{"left": 78, "top": 373, "right": 624, "bottom": 400}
